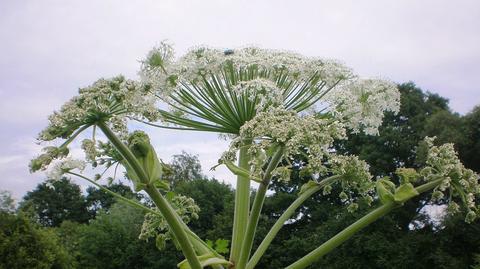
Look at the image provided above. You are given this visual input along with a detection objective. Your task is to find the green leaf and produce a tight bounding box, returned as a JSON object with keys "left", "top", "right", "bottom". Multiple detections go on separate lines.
{"left": 394, "top": 183, "right": 419, "bottom": 203}
{"left": 214, "top": 239, "right": 229, "bottom": 254}
{"left": 376, "top": 178, "right": 395, "bottom": 204}
{"left": 166, "top": 191, "right": 176, "bottom": 201}
{"left": 153, "top": 179, "right": 170, "bottom": 191}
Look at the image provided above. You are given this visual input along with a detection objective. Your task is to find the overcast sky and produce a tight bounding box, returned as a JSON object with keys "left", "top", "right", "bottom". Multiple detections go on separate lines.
{"left": 1, "top": 0, "right": 479, "bottom": 201}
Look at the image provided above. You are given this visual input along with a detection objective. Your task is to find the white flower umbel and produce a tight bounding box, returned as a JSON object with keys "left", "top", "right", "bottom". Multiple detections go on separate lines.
{"left": 32, "top": 76, "right": 160, "bottom": 173}
{"left": 46, "top": 158, "right": 86, "bottom": 181}
{"left": 140, "top": 43, "right": 399, "bottom": 136}
{"left": 39, "top": 76, "right": 160, "bottom": 142}
{"left": 221, "top": 107, "right": 347, "bottom": 181}
{"left": 326, "top": 79, "right": 400, "bottom": 135}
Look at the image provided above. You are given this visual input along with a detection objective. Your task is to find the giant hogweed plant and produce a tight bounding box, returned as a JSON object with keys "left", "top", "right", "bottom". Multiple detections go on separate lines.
{"left": 31, "top": 42, "right": 479, "bottom": 269}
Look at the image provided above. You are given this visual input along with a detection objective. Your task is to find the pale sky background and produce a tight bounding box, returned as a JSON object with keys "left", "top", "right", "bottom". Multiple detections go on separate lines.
{"left": 0, "top": 0, "right": 479, "bottom": 201}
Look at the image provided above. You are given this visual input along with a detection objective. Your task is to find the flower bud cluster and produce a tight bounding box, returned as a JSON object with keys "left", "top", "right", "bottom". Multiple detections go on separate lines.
{"left": 420, "top": 137, "right": 479, "bottom": 223}
{"left": 29, "top": 146, "right": 69, "bottom": 172}
{"left": 329, "top": 155, "right": 374, "bottom": 211}
{"left": 139, "top": 193, "right": 200, "bottom": 250}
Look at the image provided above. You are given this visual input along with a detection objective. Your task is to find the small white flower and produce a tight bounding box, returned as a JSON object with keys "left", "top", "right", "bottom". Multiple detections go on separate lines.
{"left": 46, "top": 158, "right": 86, "bottom": 181}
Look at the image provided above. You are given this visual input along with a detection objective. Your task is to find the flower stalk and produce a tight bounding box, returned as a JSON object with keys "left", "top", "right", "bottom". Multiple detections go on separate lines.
{"left": 230, "top": 144, "right": 252, "bottom": 265}
{"left": 236, "top": 146, "right": 285, "bottom": 269}
{"left": 96, "top": 121, "right": 202, "bottom": 269}
{"left": 285, "top": 178, "right": 445, "bottom": 269}
{"left": 246, "top": 175, "right": 342, "bottom": 269}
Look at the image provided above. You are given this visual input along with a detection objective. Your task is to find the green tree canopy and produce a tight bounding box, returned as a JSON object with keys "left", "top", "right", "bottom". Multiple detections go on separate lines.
{"left": 21, "top": 178, "right": 90, "bottom": 227}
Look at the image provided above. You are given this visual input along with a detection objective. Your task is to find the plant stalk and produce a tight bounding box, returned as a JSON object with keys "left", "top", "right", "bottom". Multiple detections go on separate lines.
{"left": 246, "top": 175, "right": 341, "bottom": 269}
{"left": 97, "top": 121, "right": 202, "bottom": 269}
{"left": 236, "top": 146, "right": 284, "bottom": 269}
{"left": 230, "top": 143, "right": 252, "bottom": 265}
{"left": 285, "top": 178, "right": 445, "bottom": 269}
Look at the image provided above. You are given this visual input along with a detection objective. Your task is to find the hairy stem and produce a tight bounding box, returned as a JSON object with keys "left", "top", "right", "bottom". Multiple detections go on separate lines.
{"left": 246, "top": 175, "right": 341, "bottom": 269}
{"left": 230, "top": 143, "right": 252, "bottom": 266}
{"left": 236, "top": 146, "right": 284, "bottom": 269}
{"left": 96, "top": 121, "right": 202, "bottom": 269}
{"left": 285, "top": 178, "right": 445, "bottom": 269}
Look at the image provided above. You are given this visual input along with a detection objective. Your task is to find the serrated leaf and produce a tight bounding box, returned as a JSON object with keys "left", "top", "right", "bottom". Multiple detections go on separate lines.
{"left": 214, "top": 239, "right": 229, "bottom": 254}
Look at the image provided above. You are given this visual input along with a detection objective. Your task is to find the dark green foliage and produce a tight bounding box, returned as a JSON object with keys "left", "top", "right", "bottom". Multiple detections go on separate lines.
{"left": 21, "top": 178, "right": 90, "bottom": 227}
{"left": 0, "top": 212, "right": 73, "bottom": 269}
{"left": 460, "top": 106, "right": 480, "bottom": 172}
{"left": 85, "top": 181, "right": 140, "bottom": 216}
{"left": 175, "top": 178, "right": 235, "bottom": 241}
{"left": 69, "top": 203, "right": 179, "bottom": 269}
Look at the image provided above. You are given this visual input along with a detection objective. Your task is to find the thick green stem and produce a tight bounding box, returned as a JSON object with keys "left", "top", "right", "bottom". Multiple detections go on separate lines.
{"left": 246, "top": 175, "right": 341, "bottom": 269}
{"left": 286, "top": 202, "right": 396, "bottom": 269}
{"left": 230, "top": 144, "right": 252, "bottom": 265}
{"left": 285, "top": 178, "right": 445, "bottom": 269}
{"left": 96, "top": 122, "right": 202, "bottom": 269}
{"left": 236, "top": 146, "right": 285, "bottom": 269}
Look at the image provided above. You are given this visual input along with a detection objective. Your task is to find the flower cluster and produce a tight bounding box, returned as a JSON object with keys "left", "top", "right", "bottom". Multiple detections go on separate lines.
{"left": 140, "top": 43, "right": 353, "bottom": 100}
{"left": 232, "top": 78, "right": 284, "bottom": 112}
{"left": 140, "top": 43, "right": 400, "bottom": 139}
{"left": 420, "top": 137, "right": 479, "bottom": 223}
{"left": 326, "top": 79, "right": 400, "bottom": 135}
{"left": 38, "top": 76, "right": 160, "bottom": 142}
{"left": 221, "top": 107, "right": 346, "bottom": 181}
{"left": 326, "top": 155, "right": 374, "bottom": 212}
{"left": 139, "top": 194, "right": 200, "bottom": 250}
{"left": 29, "top": 146, "right": 69, "bottom": 172}
{"left": 45, "top": 158, "right": 86, "bottom": 181}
